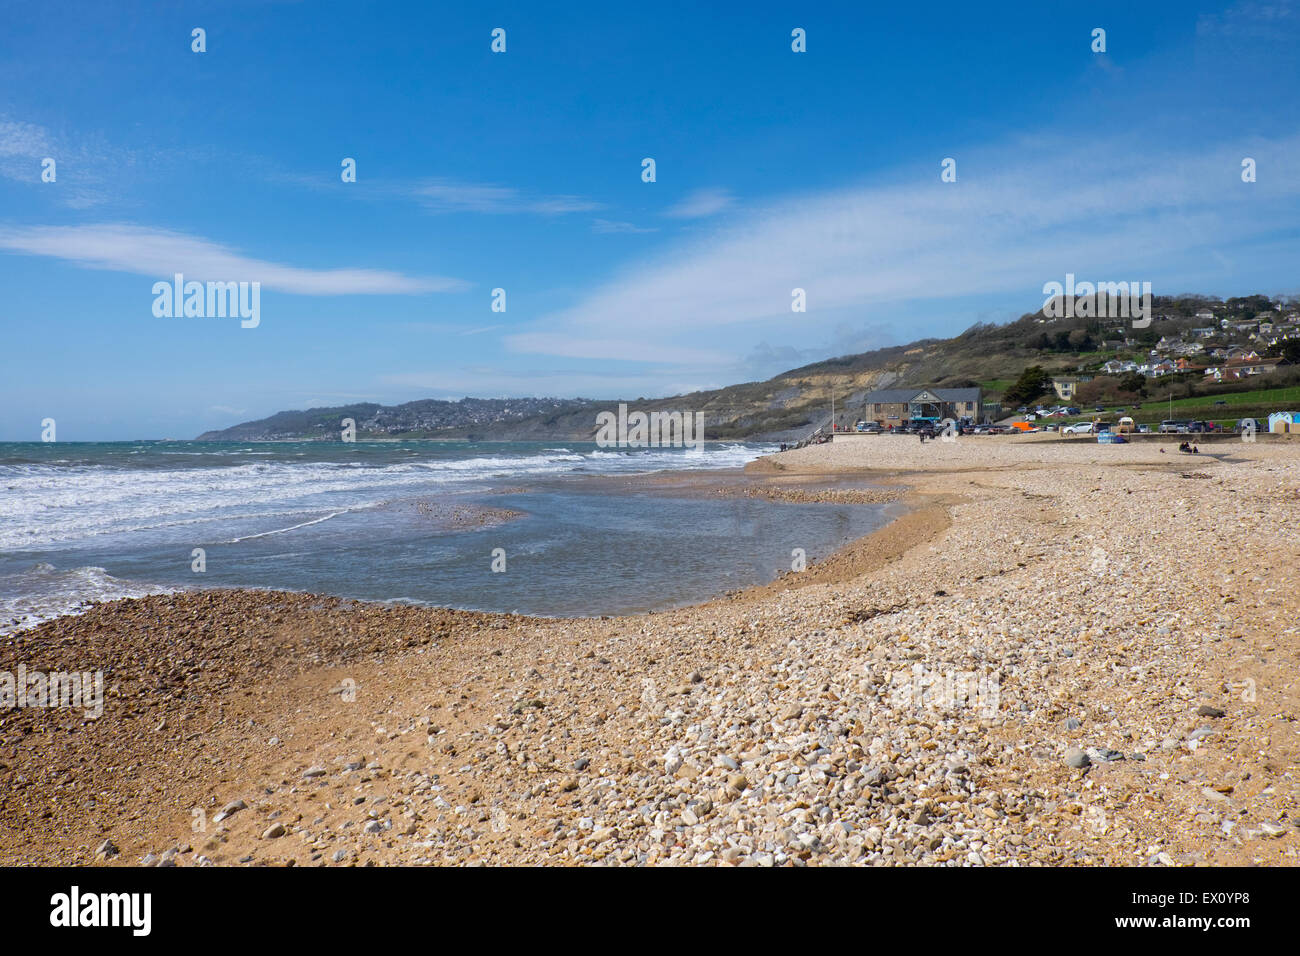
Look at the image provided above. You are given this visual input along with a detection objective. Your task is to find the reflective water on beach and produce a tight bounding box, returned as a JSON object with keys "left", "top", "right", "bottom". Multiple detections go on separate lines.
{"left": 0, "top": 440, "right": 892, "bottom": 628}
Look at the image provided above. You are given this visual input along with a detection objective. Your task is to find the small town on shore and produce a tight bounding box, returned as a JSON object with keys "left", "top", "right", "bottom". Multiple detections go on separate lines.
{"left": 793, "top": 296, "right": 1300, "bottom": 448}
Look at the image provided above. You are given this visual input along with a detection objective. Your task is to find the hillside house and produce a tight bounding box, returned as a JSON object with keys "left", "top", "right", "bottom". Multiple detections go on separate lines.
{"left": 1206, "top": 358, "right": 1282, "bottom": 381}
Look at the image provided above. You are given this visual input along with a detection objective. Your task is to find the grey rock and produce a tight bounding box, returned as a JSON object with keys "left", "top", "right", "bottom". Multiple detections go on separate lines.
{"left": 1064, "top": 748, "right": 1091, "bottom": 769}
{"left": 1085, "top": 747, "right": 1125, "bottom": 763}
{"left": 213, "top": 799, "right": 247, "bottom": 824}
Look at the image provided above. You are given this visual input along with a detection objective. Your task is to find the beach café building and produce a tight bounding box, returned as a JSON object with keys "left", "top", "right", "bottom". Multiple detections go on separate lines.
{"left": 862, "top": 387, "right": 983, "bottom": 427}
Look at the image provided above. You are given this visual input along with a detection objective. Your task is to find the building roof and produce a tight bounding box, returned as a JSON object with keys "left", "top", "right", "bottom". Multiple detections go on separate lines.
{"left": 864, "top": 387, "right": 982, "bottom": 404}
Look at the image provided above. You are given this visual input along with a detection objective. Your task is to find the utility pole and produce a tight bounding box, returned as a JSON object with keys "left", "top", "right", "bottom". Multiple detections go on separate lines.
{"left": 831, "top": 389, "right": 835, "bottom": 433}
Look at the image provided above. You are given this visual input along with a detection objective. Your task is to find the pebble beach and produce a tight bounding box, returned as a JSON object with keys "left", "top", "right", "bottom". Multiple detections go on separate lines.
{"left": 3, "top": 434, "right": 1298, "bottom": 867}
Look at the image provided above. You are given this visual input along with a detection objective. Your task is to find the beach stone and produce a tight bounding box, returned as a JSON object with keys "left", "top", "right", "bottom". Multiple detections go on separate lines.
{"left": 1064, "top": 748, "right": 1091, "bottom": 769}
{"left": 1196, "top": 705, "right": 1225, "bottom": 718}
{"left": 1085, "top": 747, "right": 1124, "bottom": 763}
{"left": 214, "top": 799, "right": 247, "bottom": 823}
{"left": 303, "top": 766, "right": 327, "bottom": 778}
{"left": 663, "top": 749, "right": 683, "bottom": 776}
{"left": 262, "top": 823, "right": 287, "bottom": 839}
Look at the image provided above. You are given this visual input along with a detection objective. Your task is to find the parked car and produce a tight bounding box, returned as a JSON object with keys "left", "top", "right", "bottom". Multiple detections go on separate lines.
{"left": 1137, "top": 423, "right": 1152, "bottom": 433}
{"left": 1063, "top": 422, "right": 1096, "bottom": 434}
{"left": 1159, "top": 420, "right": 1185, "bottom": 434}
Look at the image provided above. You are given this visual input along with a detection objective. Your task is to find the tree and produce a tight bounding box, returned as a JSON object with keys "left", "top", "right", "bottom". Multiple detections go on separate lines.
{"left": 1068, "top": 328, "right": 1095, "bottom": 352}
{"left": 1004, "top": 365, "right": 1053, "bottom": 406}
{"left": 1118, "top": 371, "right": 1148, "bottom": 396}
{"left": 1268, "top": 339, "right": 1300, "bottom": 364}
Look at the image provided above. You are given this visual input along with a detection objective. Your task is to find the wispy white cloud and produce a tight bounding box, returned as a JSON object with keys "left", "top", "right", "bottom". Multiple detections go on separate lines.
{"left": 378, "top": 366, "right": 720, "bottom": 400}
{"left": 664, "top": 187, "right": 733, "bottom": 219}
{"left": 414, "top": 177, "right": 602, "bottom": 215}
{"left": 0, "top": 223, "right": 465, "bottom": 294}
{"left": 592, "top": 218, "right": 657, "bottom": 234}
{"left": 0, "top": 116, "right": 117, "bottom": 208}
{"left": 504, "top": 133, "right": 1300, "bottom": 364}
{"left": 0, "top": 119, "right": 52, "bottom": 161}
{"left": 1197, "top": 0, "right": 1298, "bottom": 38}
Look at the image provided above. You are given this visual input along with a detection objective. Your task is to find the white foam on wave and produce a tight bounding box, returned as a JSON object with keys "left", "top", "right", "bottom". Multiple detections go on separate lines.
{"left": 0, "top": 563, "right": 178, "bottom": 635}
{"left": 0, "top": 443, "right": 774, "bottom": 549}
{"left": 225, "top": 509, "right": 350, "bottom": 543}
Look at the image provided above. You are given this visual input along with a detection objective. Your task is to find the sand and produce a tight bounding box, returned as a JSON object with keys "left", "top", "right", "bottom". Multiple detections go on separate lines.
{"left": 2, "top": 433, "right": 1298, "bottom": 866}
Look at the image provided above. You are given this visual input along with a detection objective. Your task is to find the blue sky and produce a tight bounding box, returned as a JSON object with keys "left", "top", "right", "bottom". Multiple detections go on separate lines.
{"left": 2, "top": 0, "right": 1299, "bottom": 440}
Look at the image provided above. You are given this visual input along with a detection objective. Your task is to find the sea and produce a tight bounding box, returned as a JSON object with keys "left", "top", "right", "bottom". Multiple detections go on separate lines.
{"left": 0, "top": 440, "right": 894, "bottom": 632}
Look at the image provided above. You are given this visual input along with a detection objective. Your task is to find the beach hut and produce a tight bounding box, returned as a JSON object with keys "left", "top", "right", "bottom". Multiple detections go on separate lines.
{"left": 1268, "top": 411, "right": 1300, "bottom": 434}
